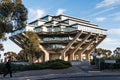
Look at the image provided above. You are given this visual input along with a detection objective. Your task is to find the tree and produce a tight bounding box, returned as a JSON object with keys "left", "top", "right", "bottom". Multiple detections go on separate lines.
{"left": 0, "top": 42, "right": 4, "bottom": 61}
{"left": 94, "top": 48, "right": 112, "bottom": 58}
{"left": 4, "top": 51, "right": 17, "bottom": 61}
{"left": 24, "top": 31, "right": 42, "bottom": 63}
{"left": 0, "top": 0, "right": 27, "bottom": 39}
{"left": 34, "top": 51, "right": 42, "bottom": 62}
{"left": 16, "top": 49, "right": 28, "bottom": 61}
{"left": 113, "top": 47, "right": 120, "bottom": 59}
{"left": 0, "top": 43, "right": 3, "bottom": 50}
{"left": 0, "top": 0, "right": 27, "bottom": 61}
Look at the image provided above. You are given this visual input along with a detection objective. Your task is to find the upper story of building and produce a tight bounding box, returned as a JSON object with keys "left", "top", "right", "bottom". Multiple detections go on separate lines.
{"left": 11, "top": 14, "right": 107, "bottom": 36}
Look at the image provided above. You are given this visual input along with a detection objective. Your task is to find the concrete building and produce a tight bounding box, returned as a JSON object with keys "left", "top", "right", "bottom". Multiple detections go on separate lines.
{"left": 9, "top": 14, "right": 107, "bottom": 62}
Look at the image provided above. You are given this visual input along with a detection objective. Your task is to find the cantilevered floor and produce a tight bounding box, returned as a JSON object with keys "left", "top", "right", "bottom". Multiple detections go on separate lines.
{"left": 9, "top": 14, "right": 107, "bottom": 62}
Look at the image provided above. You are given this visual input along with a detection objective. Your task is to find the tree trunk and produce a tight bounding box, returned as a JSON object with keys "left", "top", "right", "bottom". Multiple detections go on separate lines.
{"left": 28, "top": 54, "right": 33, "bottom": 63}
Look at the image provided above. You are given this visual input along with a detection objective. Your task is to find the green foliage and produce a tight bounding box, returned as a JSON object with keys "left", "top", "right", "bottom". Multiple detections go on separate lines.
{"left": 24, "top": 31, "right": 41, "bottom": 63}
{"left": 91, "top": 58, "right": 120, "bottom": 70}
{"left": 16, "top": 49, "right": 28, "bottom": 61}
{"left": 0, "top": 1, "right": 28, "bottom": 39}
{"left": 47, "top": 59, "right": 72, "bottom": 69}
{"left": 95, "top": 48, "right": 112, "bottom": 57}
{"left": 0, "top": 63, "right": 5, "bottom": 74}
{"left": 0, "top": 43, "right": 3, "bottom": 50}
{"left": 0, "top": 2, "right": 13, "bottom": 18}
{"left": 13, "top": 3, "right": 28, "bottom": 27}
{"left": 0, "top": 59, "right": 72, "bottom": 74}
{"left": 4, "top": 51, "right": 17, "bottom": 61}
{"left": 113, "top": 47, "right": 120, "bottom": 57}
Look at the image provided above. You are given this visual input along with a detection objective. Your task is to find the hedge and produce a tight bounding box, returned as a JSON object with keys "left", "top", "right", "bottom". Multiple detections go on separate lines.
{"left": 0, "top": 59, "right": 72, "bottom": 74}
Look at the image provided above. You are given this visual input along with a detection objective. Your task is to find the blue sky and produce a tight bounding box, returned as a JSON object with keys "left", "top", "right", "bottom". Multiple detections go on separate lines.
{"left": 1, "top": 0, "right": 120, "bottom": 57}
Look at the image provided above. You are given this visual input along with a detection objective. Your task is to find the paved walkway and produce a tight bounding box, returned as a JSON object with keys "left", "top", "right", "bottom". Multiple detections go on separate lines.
{"left": 0, "top": 65, "right": 120, "bottom": 80}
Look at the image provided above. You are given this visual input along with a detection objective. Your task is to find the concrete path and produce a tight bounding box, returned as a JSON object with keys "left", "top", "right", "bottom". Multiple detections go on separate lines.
{"left": 1, "top": 70, "right": 120, "bottom": 80}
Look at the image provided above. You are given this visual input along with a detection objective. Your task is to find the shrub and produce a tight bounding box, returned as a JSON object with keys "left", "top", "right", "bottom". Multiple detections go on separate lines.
{"left": 0, "top": 63, "right": 6, "bottom": 74}
{"left": 0, "top": 59, "right": 72, "bottom": 74}
{"left": 50, "top": 62, "right": 67, "bottom": 69}
{"left": 47, "top": 59, "right": 72, "bottom": 68}
{"left": 91, "top": 58, "right": 120, "bottom": 70}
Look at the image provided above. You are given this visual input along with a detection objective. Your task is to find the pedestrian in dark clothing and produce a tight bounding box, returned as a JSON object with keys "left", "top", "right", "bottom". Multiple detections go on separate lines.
{"left": 3, "top": 59, "right": 12, "bottom": 78}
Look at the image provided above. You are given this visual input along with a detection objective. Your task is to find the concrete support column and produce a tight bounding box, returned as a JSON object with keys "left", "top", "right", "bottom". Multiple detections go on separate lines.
{"left": 62, "top": 53, "right": 68, "bottom": 61}
{"left": 61, "top": 52, "right": 65, "bottom": 60}
{"left": 68, "top": 54, "right": 70, "bottom": 61}
{"left": 86, "top": 53, "right": 90, "bottom": 61}
{"left": 70, "top": 53, "right": 74, "bottom": 61}
{"left": 79, "top": 53, "right": 82, "bottom": 61}
{"left": 44, "top": 53, "right": 49, "bottom": 62}
{"left": 39, "top": 45, "right": 49, "bottom": 62}
{"left": 78, "top": 53, "right": 82, "bottom": 61}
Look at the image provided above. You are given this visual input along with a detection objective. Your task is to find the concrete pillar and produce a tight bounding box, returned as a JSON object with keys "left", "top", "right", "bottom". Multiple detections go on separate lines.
{"left": 61, "top": 52, "right": 65, "bottom": 60}
{"left": 86, "top": 53, "right": 90, "bottom": 61}
{"left": 70, "top": 53, "right": 74, "bottom": 61}
{"left": 68, "top": 54, "right": 70, "bottom": 61}
{"left": 44, "top": 53, "right": 49, "bottom": 62}
{"left": 38, "top": 45, "right": 49, "bottom": 62}
{"left": 78, "top": 53, "right": 82, "bottom": 61}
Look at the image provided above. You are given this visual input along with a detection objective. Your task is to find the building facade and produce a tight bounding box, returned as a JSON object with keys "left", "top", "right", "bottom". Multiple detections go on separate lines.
{"left": 9, "top": 14, "right": 107, "bottom": 62}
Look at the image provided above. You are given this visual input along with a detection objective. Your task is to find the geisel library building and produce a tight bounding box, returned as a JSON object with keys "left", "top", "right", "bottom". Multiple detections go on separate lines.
{"left": 9, "top": 14, "right": 107, "bottom": 62}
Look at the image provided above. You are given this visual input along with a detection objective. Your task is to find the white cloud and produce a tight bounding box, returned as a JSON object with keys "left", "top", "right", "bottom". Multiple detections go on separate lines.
{"left": 87, "top": 7, "right": 115, "bottom": 18}
{"left": 28, "top": 8, "right": 45, "bottom": 22}
{"left": 103, "top": 38, "right": 119, "bottom": 45}
{"left": 109, "top": 28, "right": 120, "bottom": 35}
{"left": 98, "top": 37, "right": 120, "bottom": 51}
{"left": 114, "top": 14, "right": 120, "bottom": 21}
{"left": 96, "top": 0, "right": 120, "bottom": 8}
{"left": 107, "top": 12, "right": 120, "bottom": 21}
{"left": 36, "top": 9, "right": 45, "bottom": 19}
{"left": 56, "top": 9, "right": 66, "bottom": 15}
{"left": 95, "top": 17, "right": 106, "bottom": 21}
{"left": 98, "top": 28, "right": 120, "bottom": 51}
{"left": 114, "top": 15, "right": 120, "bottom": 21}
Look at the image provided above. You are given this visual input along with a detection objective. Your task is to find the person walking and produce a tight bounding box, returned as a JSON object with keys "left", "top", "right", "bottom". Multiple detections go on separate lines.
{"left": 3, "top": 58, "right": 12, "bottom": 78}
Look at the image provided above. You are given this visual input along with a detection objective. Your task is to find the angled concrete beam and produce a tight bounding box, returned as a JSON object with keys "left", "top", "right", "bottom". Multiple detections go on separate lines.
{"left": 72, "top": 33, "right": 92, "bottom": 55}
{"left": 61, "top": 31, "right": 82, "bottom": 60}
{"left": 69, "top": 32, "right": 92, "bottom": 60}
{"left": 80, "top": 34, "right": 100, "bottom": 54}
{"left": 9, "top": 37, "right": 24, "bottom": 49}
{"left": 85, "top": 35, "right": 106, "bottom": 56}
